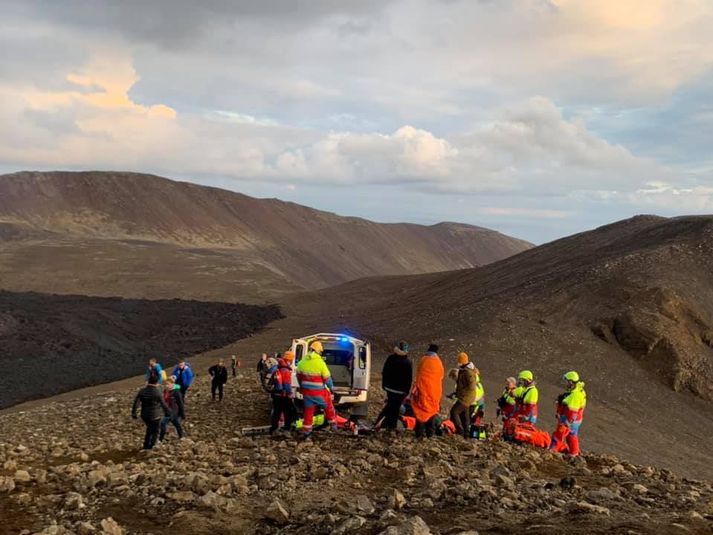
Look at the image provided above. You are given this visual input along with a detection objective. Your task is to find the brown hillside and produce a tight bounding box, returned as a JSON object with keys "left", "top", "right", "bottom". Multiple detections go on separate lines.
{"left": 209, "top": 214, "right": 713, "bottom": 478}
{"left": 0, "top": 171, "right": 531, "bottom": 302}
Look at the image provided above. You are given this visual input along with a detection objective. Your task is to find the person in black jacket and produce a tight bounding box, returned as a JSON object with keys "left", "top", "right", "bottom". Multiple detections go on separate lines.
{"left": 209, "top": 359, "right": 229, "bottom": 401}
{"left": 376, "top": 340, "right": 413, "bottom": 430}
{"left": 132, "top": 375, "right": 170, "bottom": 450}
{"left": 159, "top": 377, "right": 185, "bottom": 441}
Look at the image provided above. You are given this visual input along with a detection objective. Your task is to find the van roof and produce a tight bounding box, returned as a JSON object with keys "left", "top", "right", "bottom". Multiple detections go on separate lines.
{"left": 297, "top": 333, "right": 367, "bottom": 345}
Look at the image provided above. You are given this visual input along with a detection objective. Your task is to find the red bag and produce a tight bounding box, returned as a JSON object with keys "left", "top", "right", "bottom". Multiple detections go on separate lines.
{"left": 507, "top": 420, "right": 551, "bottom": 448}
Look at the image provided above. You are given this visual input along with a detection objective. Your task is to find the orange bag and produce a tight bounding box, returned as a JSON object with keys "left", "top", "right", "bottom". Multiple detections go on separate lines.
{"left": 509, "top": 421, "right": 551, "bottom": 448}
{"left": 400, "top": 416, "right": 416, "bottom": 430}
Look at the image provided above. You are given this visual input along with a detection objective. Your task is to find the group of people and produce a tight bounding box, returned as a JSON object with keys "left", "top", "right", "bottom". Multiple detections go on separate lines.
{"left": 132, "top": 341, "right": 587, "bottom": 456}
{"left": 376, "top": 341, "right": 587, "bottom": 455}
{"left": 132, "top": 356, "right": 238, "bottom": 449}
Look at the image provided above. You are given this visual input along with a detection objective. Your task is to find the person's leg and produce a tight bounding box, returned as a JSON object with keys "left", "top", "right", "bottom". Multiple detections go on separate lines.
{"left": 302, "top": 401, "right": 316, "bottom": 436}
{"left": 219, "top": 383, "right": 224, "bottom": 401}
{"left": 415, "top": 420, "right": 425, "bottom": 438}
{"left": 172, "top": 417, "right": 185, "bottom": 439}
{"left": 565, "top": 421, "right": 581, "bottom": 456}
{"left": 384, "top": 392, "right": 404, "bottom": 429}
{"left": 458, "top": 405, "right": 470, "bottom": 437}
{"left": 146, "top": 419, "right": 160, "bottom": 449}
{"left": 159, "top": 416, "right": 170, "bottom": 441}
{"left": 285, "top": 399, "right": 297, "bottom": 430}
{"left": 270, "top": 396, "right": 284, "bottom": 433}
{"left": 374, "top": 397, "right": 389, "bottom": 429}
{"left": 142, "top": 418, "right": 153, "bottom": 449}
{"left": 322, "top": 392, "right": 337, "bottom": 427}
{"left": 450, "top": 402, "right": 464, "bottom": 435}
{"left": 211, "top": 382, "right": 218, "bottom": 401}
{"left": 425, "top": 416, "right": 436, "bottom": 438}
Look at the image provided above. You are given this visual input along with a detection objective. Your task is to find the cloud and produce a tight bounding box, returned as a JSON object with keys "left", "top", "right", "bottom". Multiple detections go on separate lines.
{"left": 0, "top": 51, "right": 672, "bottom": 201}
{"left": 2, "top": 1, "right": 713, "bottom": 243}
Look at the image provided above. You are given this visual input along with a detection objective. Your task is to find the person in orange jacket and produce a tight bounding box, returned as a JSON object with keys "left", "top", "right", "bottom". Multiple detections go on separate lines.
{"left": 410, "top": 344, "right": 445, "bottom": 438}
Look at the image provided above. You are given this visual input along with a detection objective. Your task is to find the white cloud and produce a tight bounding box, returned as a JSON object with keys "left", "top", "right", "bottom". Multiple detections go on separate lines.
{"left": 0, "top": 52, "right": 674, "bottom": 200}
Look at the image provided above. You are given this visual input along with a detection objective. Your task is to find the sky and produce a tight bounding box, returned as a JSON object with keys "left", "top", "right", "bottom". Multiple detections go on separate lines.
{"left": 1, "top": 0, "right": 713, "bottom": 244}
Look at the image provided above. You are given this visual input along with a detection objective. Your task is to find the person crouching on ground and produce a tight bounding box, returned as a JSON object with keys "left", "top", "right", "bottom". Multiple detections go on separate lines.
{"left": 209, "top": 359, "right": 229, "bottom": 401}
{"left": 132, "top": 375, "right": 170, "bottom": 450}
{"left": 296, "top": 341, "right": 337, "bottom": 438}
{"left": 270, "top": 351, "right": 297, "bottom": 434}
{"left": 159, "top": 376, "right": 185, "bottom": 442}
{"left": 411, "top": 344, "right": 445, "bottom": 438}
{"left": 448, "top": 352, "right": 478, "bottom": 438}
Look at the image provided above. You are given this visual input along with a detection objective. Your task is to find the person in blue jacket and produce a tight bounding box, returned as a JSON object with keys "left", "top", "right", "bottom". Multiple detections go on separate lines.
{"left": 171, "top": 360, "right": 194, "bottom": 398}
{"left": 145, "top": 358, "right": 164, "bottom": 384}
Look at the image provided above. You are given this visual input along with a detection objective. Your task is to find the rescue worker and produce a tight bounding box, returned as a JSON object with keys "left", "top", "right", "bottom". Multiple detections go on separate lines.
{"left": 270, "top": 351, "right": 297, "bottom": 434}
{"left": 375, "top": 340, "right": 413, "bottom": 430}
{"left": 411, "top": 344, "right": 445, "bottom": 438}
{"left": 208, "top": 359, "right": 229, "bottom": 401}
{"left": 496, "top": 376, "right": 518, "bottom": 422}
{"left": 550, "top": 371, "right": 587, "bottom": 456}
{"left": 296, "top": 341, "right": 337, "bottom": 438}
{"left": 448, "top": 352, "right": 478, "bottom": 437}
{"left": 469, "top": 364, "right": 486, "bottom": 431}
{"left": 514, "top": 370, "right": 539, "bottom": 424}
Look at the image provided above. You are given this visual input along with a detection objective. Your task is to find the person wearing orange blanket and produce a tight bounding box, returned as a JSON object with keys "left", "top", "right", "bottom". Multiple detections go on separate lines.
{"left": 410, "top": 344, "right": 445, "bottom": 438}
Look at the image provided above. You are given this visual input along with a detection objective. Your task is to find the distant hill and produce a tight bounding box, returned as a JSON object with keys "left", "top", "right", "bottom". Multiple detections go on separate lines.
{"left": 0, "top": 171, "right": 532, "bottom": 302}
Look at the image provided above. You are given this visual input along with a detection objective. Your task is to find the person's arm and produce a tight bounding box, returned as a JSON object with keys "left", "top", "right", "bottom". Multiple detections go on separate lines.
{"left": 321, "top": 360, "right": 334, "bottom": 390}
{"left": 131, "top": 392, "right": 140, "bottom": 418}
{"left": 158, "top": 390, "right": 170, "bottom": 416}
{"left": 208, "top": 365, "right": 216, "bottom": 377}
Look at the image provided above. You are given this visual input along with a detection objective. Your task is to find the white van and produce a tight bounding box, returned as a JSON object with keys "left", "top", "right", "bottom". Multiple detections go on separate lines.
{"left": 290, "top": 333, "right": 371, "bottom": 417}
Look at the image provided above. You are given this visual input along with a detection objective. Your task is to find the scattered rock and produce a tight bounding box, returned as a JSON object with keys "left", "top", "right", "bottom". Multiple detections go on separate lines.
{"left": 99, "top": 517, "right": 123, "bottom": 535}
{"left": 265, "top": 499, "right": 290, "bottom": 522}
{"left": 334, "top": 515, "right": 367, "bottom": 534}
{"left": 379, "top": 515, "right": 431, "bottom": 535}
{"left": 391, "top": 489, "right": 407, "bottom": 510}
{"left": 356, "top": 494, "right": 375, "bottom": 515}
{"left": 13, "top": 469, "right": 32, "bottom": 483}
{"left": 0, "top": 476, "right": 15, "bottom": 492}
{"left": 567, "top": 501, "right": 611, "bottom": 516}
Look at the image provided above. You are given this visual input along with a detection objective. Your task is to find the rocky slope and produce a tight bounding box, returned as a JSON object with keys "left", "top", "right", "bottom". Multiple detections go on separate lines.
{"left": 0, "top": 171, "right": 531, "bottom": 302}
{"left": 1, "top": 372, "right": 711, "bottom": 535}
{"left": 0, "top": 291, "right": 281, "bottom": 409}
{"left": 194, "top": 214, "right": 713, "bottom": 480}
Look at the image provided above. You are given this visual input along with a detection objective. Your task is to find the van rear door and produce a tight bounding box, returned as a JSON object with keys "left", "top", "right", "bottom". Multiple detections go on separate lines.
{"left": 352, "top": 342, "right": 370, "bottom": 392}
{"left": 291, "top": 339, "right": 309, "bottom": 391}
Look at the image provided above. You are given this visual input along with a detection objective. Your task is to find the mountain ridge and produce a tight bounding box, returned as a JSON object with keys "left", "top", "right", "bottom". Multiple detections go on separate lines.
{"left": 0, "top": 170, "right": 532, "bottom": 302}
